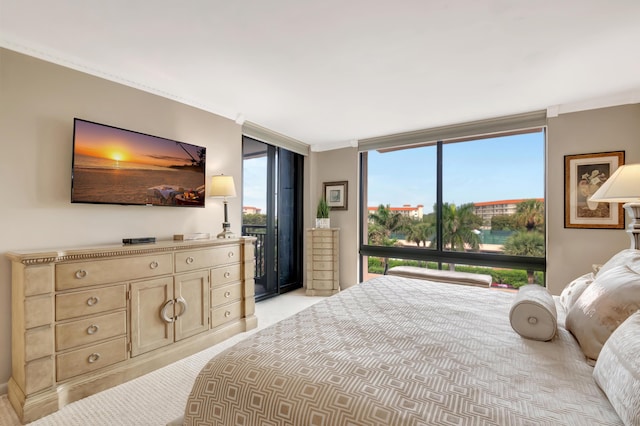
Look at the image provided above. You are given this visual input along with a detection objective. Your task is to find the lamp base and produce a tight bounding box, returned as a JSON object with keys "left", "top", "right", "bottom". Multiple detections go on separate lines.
{"left": 623, "top": 202, "right": 640, "bottom": 250}
{"left": 216, "top": 229, "right": 236, "bottom": 239}
{"left": 216, "top": 222, "right": 234, "bottom": 239}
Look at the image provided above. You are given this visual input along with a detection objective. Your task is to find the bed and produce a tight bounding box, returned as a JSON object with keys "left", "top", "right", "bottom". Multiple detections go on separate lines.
{"left": 176, "top": 273, "right": 635, "bottom": 425}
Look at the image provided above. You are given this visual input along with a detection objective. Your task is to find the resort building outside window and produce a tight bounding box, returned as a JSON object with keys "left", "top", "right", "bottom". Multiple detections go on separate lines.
{"left": 360, "top": 128, "right": 546, "bottom": 289}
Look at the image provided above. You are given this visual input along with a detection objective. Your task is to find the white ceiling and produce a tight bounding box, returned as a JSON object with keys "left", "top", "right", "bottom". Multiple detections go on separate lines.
{"left": 2, "top": 0, "right": 640, "bottom": 151}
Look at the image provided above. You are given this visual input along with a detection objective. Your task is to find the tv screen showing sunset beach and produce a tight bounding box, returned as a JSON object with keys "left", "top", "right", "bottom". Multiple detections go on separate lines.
{"left": 71, "top": 119, "right": 206, "bottom": 207}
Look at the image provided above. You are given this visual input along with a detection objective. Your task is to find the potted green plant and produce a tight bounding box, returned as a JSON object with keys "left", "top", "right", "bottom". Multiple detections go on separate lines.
{"left": 316, "top": 197, "right": 330, "bottom": 228}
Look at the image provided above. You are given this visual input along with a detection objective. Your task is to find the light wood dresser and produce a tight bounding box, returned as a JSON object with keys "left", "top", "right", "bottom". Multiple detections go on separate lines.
{"left": 6, "top": 237, "right": 257, "bottom": 423}
{"left": 305, "top": 228, "right": 340, "bottom": 296}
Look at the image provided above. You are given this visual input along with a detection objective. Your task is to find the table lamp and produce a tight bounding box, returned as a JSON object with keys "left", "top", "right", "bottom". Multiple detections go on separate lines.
{"left": 209, "top": 174, "right": 237, "bottom": 239}
{"left": 589, "top": 163, "right": 640, "bottom": 249}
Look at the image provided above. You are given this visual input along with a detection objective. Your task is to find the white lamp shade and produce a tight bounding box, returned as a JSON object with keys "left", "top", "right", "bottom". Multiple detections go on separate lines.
{"left": 588, "top": 164, "right": 640, "bottom": 203}
{"left": 209, "top": 175, "right": 237, "bottom": 198}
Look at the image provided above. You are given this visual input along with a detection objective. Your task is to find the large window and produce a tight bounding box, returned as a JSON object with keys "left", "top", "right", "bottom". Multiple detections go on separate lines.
{"left": 361, "top": 128, "right": 545, "bottom": 289}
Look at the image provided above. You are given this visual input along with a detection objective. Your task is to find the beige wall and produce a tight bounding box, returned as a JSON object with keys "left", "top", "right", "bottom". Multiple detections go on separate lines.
{"left": 0, "top": 48, "right": 243, "bottom": 391}
{"left": 546, "top": 104, "right": 640, "bottom": 294}
{"left": 311, "top": 104, "right": 640, "bottom": 297}
{"left": 307, "top": 148, "right": 360, "bottom": 290}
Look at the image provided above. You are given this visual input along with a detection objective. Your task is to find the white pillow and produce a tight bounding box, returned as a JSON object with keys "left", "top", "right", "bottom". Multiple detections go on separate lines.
{"left": 509, "top": 284, "right": 557, "bottom": 341}
{"left": 566, "top": 264, "right": 640, "bottom": 361}
{"left": 559, "top": 272, "right": 594, "bottom": 312}
{"left": 596, "top": 248, "right": 640, "bottom": 278}
{"left": 593, "top": 311, "right": 640, "bottom": 426}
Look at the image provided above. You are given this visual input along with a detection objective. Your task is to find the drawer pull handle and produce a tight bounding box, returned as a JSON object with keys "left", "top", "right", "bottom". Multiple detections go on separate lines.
{"left": 224, "top": 291, "right": 231, "bottom": 298}
{"left": 86, "top": 296, "right": 100, "bottom": 306}
{"left": 87, "top": 353, "right": 101, "bottom": 363}
{"left": 224, "top": 272, "right": 231, "bottom": 279}
{"left": 227, "top": 251, "right": 235, "bottom": 258}
{"left": 186, "top": 256, "right": 195, "bottom": 264}
{"left": 175, "top": 296, "right": 188, "bottom": 318}
{"left": 149, "top": 261, "right": 159, "bottom": 269}
{"left": 87, "top": 324, "right": 100, "bottom": 335}
{"left": 160, "top": 299, "right": 175, "bottom": 323}
{"left": 75, "top": 269, "right": 88, "bottom": 279}
{"left": 224, "top": 310, "right": 231, "bottom": 318}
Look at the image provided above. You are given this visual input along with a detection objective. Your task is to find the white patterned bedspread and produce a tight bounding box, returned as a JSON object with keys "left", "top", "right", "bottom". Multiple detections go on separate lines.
{"left": 183, "top": 276, "right": 621, "bottom": 425}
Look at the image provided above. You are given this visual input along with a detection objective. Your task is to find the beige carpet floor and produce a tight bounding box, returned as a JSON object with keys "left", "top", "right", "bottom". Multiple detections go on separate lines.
{"left": 0, "top": 289, "right": 324, "bottom": 426}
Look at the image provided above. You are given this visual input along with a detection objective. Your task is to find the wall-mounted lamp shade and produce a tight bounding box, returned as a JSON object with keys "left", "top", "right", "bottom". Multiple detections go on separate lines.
{"left": 209, "top": 175, "right": 237, "bottom": 198}
{"left": 589, "top": 164, "right": 640, "bottom": 203}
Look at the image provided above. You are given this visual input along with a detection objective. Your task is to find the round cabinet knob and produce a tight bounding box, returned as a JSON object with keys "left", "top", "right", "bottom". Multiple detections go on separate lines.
{"left": 224, "top": 311, "right": 231, "bottom": 318}
{"left": 227, "top": 251, "right": 234, "bottom": 258}
{"left": 224, "top": 272, "right": 231, "bottom": 279}
{"left": 87, "top": 353, "right": 101, "bottom": 363}
{"left": 86, "top": 324, "right": 100, "bottom": 335}
{"left": 224, "top": 291, "right": 231, "bottom": 298}
{"left": 75, "top": 269, "right": 88, "bottom": 279}
{"left": 149, "top": 261, "right": 159, "bottom": 269}
{"left": 186, "top": 256, "right": 194, "bottom": 264}
{"left": 86, "top": 296, "right": 100, "bottom": 306}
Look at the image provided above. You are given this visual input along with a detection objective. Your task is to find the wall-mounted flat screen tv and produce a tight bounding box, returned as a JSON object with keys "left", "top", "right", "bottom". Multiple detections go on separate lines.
{"left": 71, "top": 118, "right": 206, "bottom": 207}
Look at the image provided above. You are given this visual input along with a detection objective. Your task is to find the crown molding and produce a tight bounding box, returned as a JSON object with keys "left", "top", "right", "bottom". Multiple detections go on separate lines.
{"left": 547, "top": 89, "right": 640, "bottom": 118}
{"left": 311, "top": 139, "right": 358, "bottom": 152}
{"left": 0, "top": 37, "right": 238, "bottom": 121}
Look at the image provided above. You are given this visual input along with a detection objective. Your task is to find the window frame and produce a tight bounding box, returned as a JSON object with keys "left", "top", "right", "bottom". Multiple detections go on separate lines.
{"left": 359, "top": 130, "right": 546, "bottom": 280}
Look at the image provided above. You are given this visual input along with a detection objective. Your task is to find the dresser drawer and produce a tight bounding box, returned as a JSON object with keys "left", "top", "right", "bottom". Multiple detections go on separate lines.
{"left": 56, "top": 337, "right": 127, "bottom": 381}
{"left": 175, "top": 245, "right": 240, "bottom": 273}
{"left": 211, "top": 264, "right": 241, "bottom": 286}
{"left": 56, "top": 254, "right": 173, "bottom": 290}
{"left": 211, "top": 300, "right": 242, "bottom": 328}
{"left": 310, "top": 229, "right": 335, "bottom": 238}
{"left": 313, "top": 270, "right": 335, "bottom": 280}
{"left": 309, "top": 280, "right": 336, "bottom": 291}
{"left": 56, "top": 311, "right": 127, "bottom": 351}
{"left": 56, "top": 285, "right": 127, "bottom": 321}
{"left": 211, "top": 283, "right": 242, "bottom": 307}
{"left": 312, "top": 261, "right": 335, "bottom": 271}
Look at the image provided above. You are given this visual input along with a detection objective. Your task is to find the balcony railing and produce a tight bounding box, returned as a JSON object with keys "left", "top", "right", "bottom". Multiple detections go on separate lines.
{"left": 241, "top": 224, "right": 267, "bottom": 281}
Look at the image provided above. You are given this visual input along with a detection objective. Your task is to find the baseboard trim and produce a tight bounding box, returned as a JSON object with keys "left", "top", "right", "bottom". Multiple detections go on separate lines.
{"left": 0, "top": 381, "right": 7, "bottom": 395}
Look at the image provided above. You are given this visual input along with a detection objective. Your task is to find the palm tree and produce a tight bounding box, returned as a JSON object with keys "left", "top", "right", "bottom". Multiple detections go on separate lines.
{"left": 432, "top": 202, "right": 483, "bottom": 270}
{"left": 503, "top": 231, "right": 545, "bottom": 283}
{"left": 406, "top": 220, "right": 435, "bottom": 247}
{"left": 368, "top": 205, "right": 402, "bottom": 240}
{"left": 439, "top": 202, "right": 482, "bottom": 250}
{"left": 514, "top": 199, "right": 544, "bottom": 232}
{"left": 367, "top": 222, "right": 394, "bottom": 246}
{"left": 368, "top": 204, "right": 403, "bottom": 273}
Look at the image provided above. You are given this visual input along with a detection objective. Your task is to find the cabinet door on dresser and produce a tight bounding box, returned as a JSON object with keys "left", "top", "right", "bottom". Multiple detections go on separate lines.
{"left": 130, "top": 277, "right": 175, "bottom": 356}
{"left": 130, "top": 271, "right": 210, "bottom": 356}
{"left": 174, "top": 270, "right": 210, "bottom": 341}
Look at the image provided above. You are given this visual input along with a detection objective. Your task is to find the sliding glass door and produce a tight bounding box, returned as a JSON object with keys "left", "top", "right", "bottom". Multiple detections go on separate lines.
{"left": 242, "top": 136, "right": 303, "bottom": 300}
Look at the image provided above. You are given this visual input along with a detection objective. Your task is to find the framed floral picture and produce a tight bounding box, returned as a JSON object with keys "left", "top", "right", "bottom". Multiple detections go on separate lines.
{"left": 323, "top": 181, "right": 348, "bottom": 210}
{"left": 564, "top": 151, "right": 625, "bottom": 229}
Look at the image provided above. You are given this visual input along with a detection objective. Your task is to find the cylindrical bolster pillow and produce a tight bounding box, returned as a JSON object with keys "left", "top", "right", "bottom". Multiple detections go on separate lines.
{"left": 509, "top": 284, "right": 557, "bottom": 341}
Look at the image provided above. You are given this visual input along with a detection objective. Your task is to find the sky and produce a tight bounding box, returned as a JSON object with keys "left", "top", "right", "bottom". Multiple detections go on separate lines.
{"left": 367, "top": 132, "right": 545, "bottom": 210}
{"left": 243, "top": 156, "right": 269, "bottom": 210}
{"left": 242, "top": 132, "right": 545, "bottom": 213}
{"left": 74, "top": 119, "right": 203, "bottom": 169}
